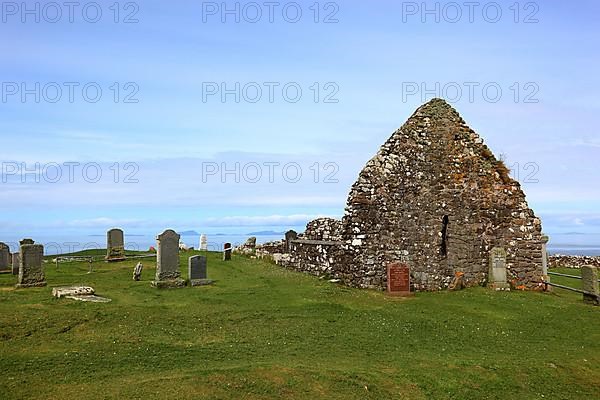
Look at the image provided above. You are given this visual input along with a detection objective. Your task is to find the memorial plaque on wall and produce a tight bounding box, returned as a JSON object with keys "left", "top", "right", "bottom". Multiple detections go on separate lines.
{"left": 387, "top": 262, "right": 412, "bottom": 296}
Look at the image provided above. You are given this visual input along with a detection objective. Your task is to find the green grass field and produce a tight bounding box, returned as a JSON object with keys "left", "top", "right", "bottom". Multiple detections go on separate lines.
{"left": 1, "top": 252, "right": 599, "bottom": 399}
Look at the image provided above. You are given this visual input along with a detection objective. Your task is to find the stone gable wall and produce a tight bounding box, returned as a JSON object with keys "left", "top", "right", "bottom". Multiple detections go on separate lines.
{"left": 340, "top": 99, "right": 544, "bottom": 291}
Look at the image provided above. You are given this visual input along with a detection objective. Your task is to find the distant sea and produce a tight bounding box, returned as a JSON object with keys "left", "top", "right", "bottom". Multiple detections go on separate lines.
{"left": 0, "top": 232, "right": 598, "bottom": 257}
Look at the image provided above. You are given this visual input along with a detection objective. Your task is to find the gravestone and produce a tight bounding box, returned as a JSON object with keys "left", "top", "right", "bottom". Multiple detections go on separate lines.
{"left": 16, "top": 240, "right": 46, "bottom": 288}
{"left": 152, "top": 229, "right": 186, "bottom": 288}
{"left": 386, "top": 262, "right": 412, "bottom": 296}
{"left": 52, "top": 286, "right": 111, "bottom": 303}
{"left": 132, "top": 262, "right": 143, "bottom": 281}
{"left": 285, "top": 230, "right": 297, "bottom": 252}
{"left": 188, "top": 255, "right": 212, "bottom": 286}
{"left": 223, "top": 243, "right": 232, "bottom": 261}
{"left": 489, "top": 247, "right": 510, "bottom": 290}
{"left": 245, "top": 237, "right": 257, "bottom": 249}
{"left": 0, "top": 242, "right": 10, "bottom": 273}
{"left": 581, "top": 266, "right": 599, "bottom": 306}
{"left": 199, "top": 234, "right": 208, "bottom": 251}
{"left": 106, "top": 228, "right": 126, "bottom": 262}
{"left": 12, "top": 252, "right": 20, "bottom": 275}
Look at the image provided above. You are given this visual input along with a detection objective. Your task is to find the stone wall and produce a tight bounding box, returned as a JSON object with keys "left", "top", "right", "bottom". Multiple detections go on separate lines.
{"left": 549, "top": 255, "right": 600, "bottom": 269}
{"left": 304, "top": 218, "right": 342, "bottom": 241}
{"left": 284, "top": 239, "right": 343, "bottom": 278}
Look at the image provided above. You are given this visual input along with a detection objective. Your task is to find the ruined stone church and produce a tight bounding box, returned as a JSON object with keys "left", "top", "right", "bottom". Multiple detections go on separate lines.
{"left": 267, "top": 99, "right": 545, "bottom": 291}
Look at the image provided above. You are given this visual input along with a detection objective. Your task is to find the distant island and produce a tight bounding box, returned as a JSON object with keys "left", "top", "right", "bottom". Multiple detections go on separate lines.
{"left": 180, "top": 230, "right": 200, "bottom": 236}
{"left": 247, "top": 231, "right": 285, "bottom": 236}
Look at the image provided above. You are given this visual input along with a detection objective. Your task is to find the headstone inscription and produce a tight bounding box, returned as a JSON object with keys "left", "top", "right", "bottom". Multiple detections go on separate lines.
{"left": 386, "top": 262, "right": 412, "bottom": 297}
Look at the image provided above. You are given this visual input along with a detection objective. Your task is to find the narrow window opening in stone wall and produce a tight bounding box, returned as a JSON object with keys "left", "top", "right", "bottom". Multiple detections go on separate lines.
{"left": 440, "top": 215, "right": 449, "bottom": 257}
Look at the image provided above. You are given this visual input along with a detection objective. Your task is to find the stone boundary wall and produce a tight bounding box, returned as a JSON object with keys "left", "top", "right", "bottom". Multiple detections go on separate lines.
{"left": 549, "top": 255, "right": 600, "bottom": 269}
{"left": 278, "top": 239, "right": 344, "bottom": 278}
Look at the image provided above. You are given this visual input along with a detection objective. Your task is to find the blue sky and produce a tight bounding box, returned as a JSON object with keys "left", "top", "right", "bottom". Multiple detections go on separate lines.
{"left": 0, "top": 0, "right": 599, "bottom": 242}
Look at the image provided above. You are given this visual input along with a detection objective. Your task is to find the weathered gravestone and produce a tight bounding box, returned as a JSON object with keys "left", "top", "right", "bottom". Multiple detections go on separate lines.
{"left": 106, "top": 228, "right": 126, "bottom": 262}
{"left": 285, "top": 230, "right": 297, "bottom": 253}
{"left": 581, "top": 266, "right": 599, "bottom": 306}
{"left": 12, "top": 252, "right": 20, "bottom": 275}
{"left": 0, "top": 242, "right": 10, "bottom": 273}
{"left": 188, "top": 255, "right": 212, "bottom": 286}
{"left": 223, "top": 243, "right": 232, "bottom": 261}
{"left": 488, "top": 247, "right": 510, "bottom": 290}
{"left": 16, "top": 239, "right": 46, "bottom": 288}
{"left": 386, "top": 262, "right": 412, "bottom": 297}
{"left": 152, "top": 230, "right": 186, "bottom": 288}
{"left": 199, "top": 234, "right": 208, "bottom": 251}
{"left": 245, "top": 237, "right": 257, "bottom": 249}
{"left": 132, "top": 262, "right": 143, "bottom": 281}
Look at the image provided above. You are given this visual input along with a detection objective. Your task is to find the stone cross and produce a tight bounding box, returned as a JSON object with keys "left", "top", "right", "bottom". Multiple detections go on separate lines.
{"left": 133, "top": 262, "right": 143, "bottom": 281}
{"left": 0, "top": 242, "right": 10, "bottom": 273}
{"left": 106, "top": 228, "right": 126, "bottom": 262}
{"left": 189, "top": 255, "right": 212, "bottom": 286}
{"left": 11, "top": 252, "right": 20, "bottom": 275}
{"left": 223, "top": 243, "right": 232, "bottom": 261}
{"left": 488, "top": 247, "right": 510, "bottom": 290}
{"left": 152, "top": 229, "right": 186, "bottom": 288}
{"left": 199, "top": 234, "right": 208, "bottom": 251}
{"left": 16, "top": 239, "right": 46, "bottom": 288}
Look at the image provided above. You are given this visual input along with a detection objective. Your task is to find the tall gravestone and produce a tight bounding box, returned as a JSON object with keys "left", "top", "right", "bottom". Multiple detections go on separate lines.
{"left": 285, "top": 230, "right": 297, "bottom": 253}
{"left": 488, "top": 247, "right": 510, "bottom": 290}
{"left": 16, "top": 239, "right": 46, "bottom": 288}
{"left": 12, "top": 252, "right": 20, "bottom": 275}
{"left": 189, "top": 255, "right": 212, "bottom": 286}
{"left": 106, "top": 228, "right": 126, "bottom": 262}
{"left": 0, "top": 242, "right": 10, "bottom": 273}
{"left": 152, "top": 229, "right": 186, "bottom": 288}
{"left": 223, "top": 243, "right": 232, "bottom": 261}
{"left": 199, "top": 234, "right": 208, "bottom": 251}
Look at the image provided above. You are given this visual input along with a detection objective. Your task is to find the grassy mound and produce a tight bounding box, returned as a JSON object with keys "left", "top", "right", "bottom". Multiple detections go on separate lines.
{"left": 1, "top": 252, "right": 599, "bottom": 399}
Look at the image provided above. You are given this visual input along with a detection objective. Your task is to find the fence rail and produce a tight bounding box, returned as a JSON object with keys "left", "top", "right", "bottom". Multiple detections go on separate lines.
{"left": 544, "top": 266, "right": 600, "bottom": 305}
{"left": 548, "top": 271, "right": 600, "bottom": 282}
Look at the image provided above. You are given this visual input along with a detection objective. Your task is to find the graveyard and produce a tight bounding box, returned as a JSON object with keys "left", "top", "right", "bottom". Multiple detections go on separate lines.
{"left": 1, "top": 248, "right": 599, "bottom": 399}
